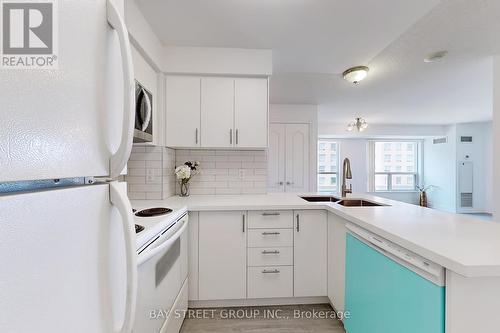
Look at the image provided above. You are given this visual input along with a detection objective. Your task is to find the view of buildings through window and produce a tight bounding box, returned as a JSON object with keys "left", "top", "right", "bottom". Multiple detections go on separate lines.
{"left": 374, "top": 141, "right": 419, "bottom": 191}
{"left": 318, "top": 140, "right": 339, "bottom": 193}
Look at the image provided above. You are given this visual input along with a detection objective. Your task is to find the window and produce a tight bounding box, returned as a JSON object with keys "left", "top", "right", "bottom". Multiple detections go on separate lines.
{"left": 370, "top": 141, "right": 420, "bottom": 192}
{"left": 317, "top": 139, "right": 339, "bottom": 193}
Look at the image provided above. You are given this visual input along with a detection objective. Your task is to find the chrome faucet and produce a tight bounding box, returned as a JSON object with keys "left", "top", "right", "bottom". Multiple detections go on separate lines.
{"left": 342, "top": 158, "right": 352, "bottom": 197}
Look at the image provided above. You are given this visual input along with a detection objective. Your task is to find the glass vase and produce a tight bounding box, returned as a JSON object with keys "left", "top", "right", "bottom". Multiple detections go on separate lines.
{"left": 180, "top": 181, "right": 190, "bottom": 197}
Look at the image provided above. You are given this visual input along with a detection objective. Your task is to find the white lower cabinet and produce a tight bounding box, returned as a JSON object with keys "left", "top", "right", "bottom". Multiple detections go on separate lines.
{"left": 193, "top": 209, "right": 329, "bottom": 302}
{"left": 247, "top": 247, "right": 293, "bottom": 267}
{"left": 294, "top": 210, "right": 328, "bottom": 297}
{"left": 198, "top": 211, "right": 247, "bottom": 300}
{"left": 247, "top": 229, "right": 294, "bottom": 248}
{"left": 247, "top": 266, "right": 293, "bottom": 299}
{"left": 327, "top": 212, "right": 347, "bottom": 312}
{"left": 188, "top": 212, "right": 199, "bottom": 301}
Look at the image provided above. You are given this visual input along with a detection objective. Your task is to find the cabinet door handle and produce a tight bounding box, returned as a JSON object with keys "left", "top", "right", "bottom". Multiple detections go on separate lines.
{"left": 262, "top": 269, "right": 280, "bottom": 274}
{"left": 278, "top": 182, "right": 284, "bottom": 186}
{"left": 262, "top": 250, "right": 280, "bottom": 255}
{"left": 230, "top": 129, "right": 233, "bottom": 145}
{"left": 235, "top": 129, "right": 239, "bottom": 145}
{"left": 242, "top": 214, "right": 245, "bottom": 232}
{"left": 296, "top": 214, "right": 300, "bottom": 232}
{"left": 262, "top": 231, "right": 280, "bottom": 235}
{"left": 195, "top": 128, "right": 199, "bottom": 145}
{"left": 262, "top": 212, "right": 280, "bottom": 216}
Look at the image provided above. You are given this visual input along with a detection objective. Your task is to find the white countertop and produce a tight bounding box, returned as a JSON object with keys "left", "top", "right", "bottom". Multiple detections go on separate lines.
{"left": 132, "top": 193, "right": 500, "bottom": 278}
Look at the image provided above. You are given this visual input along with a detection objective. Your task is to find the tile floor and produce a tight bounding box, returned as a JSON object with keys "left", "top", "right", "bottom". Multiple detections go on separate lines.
{"left": 180, "top": 304, "right": 346, "bottom": 333}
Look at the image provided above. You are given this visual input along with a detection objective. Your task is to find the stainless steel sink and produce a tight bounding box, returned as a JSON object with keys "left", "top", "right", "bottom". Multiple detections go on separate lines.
{"left": 337, "top": 199, "right": 385, "bottom": 207}
{"left": 300, "top": 196, "right": 340, "bottom": 203}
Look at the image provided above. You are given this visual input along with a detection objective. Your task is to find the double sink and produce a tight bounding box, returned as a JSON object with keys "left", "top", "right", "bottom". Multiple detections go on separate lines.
{"left": 300, "top": 196, "right": 387, "bottom": 207}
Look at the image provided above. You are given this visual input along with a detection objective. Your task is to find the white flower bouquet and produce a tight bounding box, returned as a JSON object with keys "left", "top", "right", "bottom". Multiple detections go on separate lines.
{"left": 175, "top": 161, "right": 200, "bottom": 196}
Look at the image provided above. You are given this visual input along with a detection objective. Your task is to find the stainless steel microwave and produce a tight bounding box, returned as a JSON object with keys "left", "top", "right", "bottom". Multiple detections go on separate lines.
{"left": 134, "top": 81, "right": 153, "bottom": 143}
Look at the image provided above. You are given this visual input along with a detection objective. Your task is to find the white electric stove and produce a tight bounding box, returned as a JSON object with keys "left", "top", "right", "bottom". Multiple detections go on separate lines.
{"left": 131, "top": 204, "right": 189, "bottom": 333}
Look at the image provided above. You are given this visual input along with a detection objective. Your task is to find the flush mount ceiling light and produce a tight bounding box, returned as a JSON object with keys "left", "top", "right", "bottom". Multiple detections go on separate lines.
{"left": 424, "top": 50, "right": 448, "bottom": 63}
{"left": 347, "top": 117, "right": 368, "bottom": 132}
{"left": 343, "top": 66, "right": 369, "bottom": 84}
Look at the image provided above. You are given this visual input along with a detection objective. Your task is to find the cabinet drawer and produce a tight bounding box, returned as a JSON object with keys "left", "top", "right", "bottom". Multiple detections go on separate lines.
{"left": 248, "top": 247, "right": 293, "bottom": 267}
{"left": 248, "top": 229, "right": 293, "bottom": 248}
{"left": 248, "top": 211, "right": 293, "bottom": 229}
{"left": 247, "top": 266, "right": 293, "bottom": 299}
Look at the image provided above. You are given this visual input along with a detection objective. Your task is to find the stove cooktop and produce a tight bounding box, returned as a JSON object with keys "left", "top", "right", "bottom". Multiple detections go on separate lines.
{"left": 135, "top": 207, "right": 173, "bottom": 217}
{"left": 135, "top": 224, "right": 145, "bottom": 234}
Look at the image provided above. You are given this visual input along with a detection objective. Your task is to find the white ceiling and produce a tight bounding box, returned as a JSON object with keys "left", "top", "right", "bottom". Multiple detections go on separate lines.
{"left": 136, "top": 0, "right": 499, "bottom": 125}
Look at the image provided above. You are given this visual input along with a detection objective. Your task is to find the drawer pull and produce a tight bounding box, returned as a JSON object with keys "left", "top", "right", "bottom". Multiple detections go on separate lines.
{"left": 262, "top": 269, "right": 280, "bottom": 274}
{"left": 262, "top": 232, "right": 281, "bottom": 236}
{"left": 262, "top": 250, "right": 280, "bottom": 255}
{"left": 262, "top": 212, "right": 281, "bottom": 216}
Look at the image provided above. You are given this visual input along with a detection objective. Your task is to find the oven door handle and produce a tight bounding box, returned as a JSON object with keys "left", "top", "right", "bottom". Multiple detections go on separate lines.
{"left": 137, "top": 218, "right": 189, "bottom": 266}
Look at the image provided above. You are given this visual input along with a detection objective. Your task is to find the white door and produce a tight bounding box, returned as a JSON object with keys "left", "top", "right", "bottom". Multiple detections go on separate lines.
{"left": 234, "top": 78, "right": 268, "bottom": 148}
{"left": 0, "top": 0, "right": 132, "bottom": 182}
{"left": 327, "top": 212, "right": 347, "bottom": 312}
{"left": 285, "top": 124, "right": 310, "bottom": 192}
{"left": 201, "top": 77, "right": 235, "bottom": 148}
{"left": 0, "top": 183, "right": 136, "bottom": 333}
{"left": 294, "top": 210, "right": 327, "bottom": 297}
{"left": 166, "top": 76, "right": 201, "bottom": 147}
{"left": 199, "top": 211, "right": 247, "bottom": 300}
{"left": 268, "top": 123, "right": 286, "bottom": 192}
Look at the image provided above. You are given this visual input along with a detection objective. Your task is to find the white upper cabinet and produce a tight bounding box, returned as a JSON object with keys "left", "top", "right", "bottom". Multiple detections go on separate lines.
{"left": 201, "top": 77, "right": 235, "bottom": 148}
{"left": 234, "top": 78, "right": 269, "bottom": 148}
{"left": 285, "top": 124, "right": 310, "bottom": 192}
{"left": 165, "top": 75, "right": 268, "bottom": 149}
{"left": 165, "top": 76, "right": 201, "bottom": 148}
{"left": 294, "top": 210, "right": 327, "bottom": 297}
{"left": 268, "top": 123, "right": 310, "bottom": 193}
{"left": 268, "top": 124, "right": 286, "bottom": 192}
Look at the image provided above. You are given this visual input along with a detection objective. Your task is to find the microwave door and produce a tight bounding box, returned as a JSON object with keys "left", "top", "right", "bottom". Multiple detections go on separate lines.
{"left": 133, "top": 83, "right": 154, "bottom": 143}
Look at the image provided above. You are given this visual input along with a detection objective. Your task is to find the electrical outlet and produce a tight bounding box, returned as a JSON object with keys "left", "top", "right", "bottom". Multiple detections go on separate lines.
{"left": 146, "top": 169, "right": 155, "bottom": 183}
{"left": 238, "top": 169, "right": 245, "bottom": 180}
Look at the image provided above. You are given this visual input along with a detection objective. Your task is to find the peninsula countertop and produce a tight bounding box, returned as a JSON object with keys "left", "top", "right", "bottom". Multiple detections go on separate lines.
{"left": 131, "top": 193, "right": 500, "bottom": 278}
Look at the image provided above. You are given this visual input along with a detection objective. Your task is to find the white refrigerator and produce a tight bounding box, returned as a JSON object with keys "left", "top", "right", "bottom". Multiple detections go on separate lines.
{"left": 0, "top": 1, "right": 137, "bottom": 332}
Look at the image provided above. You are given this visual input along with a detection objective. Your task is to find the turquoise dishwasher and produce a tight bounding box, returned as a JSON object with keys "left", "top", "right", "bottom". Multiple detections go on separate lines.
{"left": 344, "top": 224, "right": 445, "bottom": 333}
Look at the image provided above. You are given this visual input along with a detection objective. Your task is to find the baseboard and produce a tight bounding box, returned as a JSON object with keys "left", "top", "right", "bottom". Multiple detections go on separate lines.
{"left": 189, "top": 296, "right": 330, "bottom": 308}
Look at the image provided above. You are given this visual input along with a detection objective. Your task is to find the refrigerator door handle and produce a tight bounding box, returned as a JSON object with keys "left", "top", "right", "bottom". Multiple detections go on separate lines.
{"left": 110, "top": 182, "right": 137, "bottom": 333}
{"left": 107, "top": 0, "right": 135, "bottom": 178}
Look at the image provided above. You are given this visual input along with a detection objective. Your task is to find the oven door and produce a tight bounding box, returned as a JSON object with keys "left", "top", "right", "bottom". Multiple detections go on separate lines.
{"left": 134, "top": 82, "right": 153, "bottom": 143}
{"left": 134, "top": 216, "right": 188, "bottom": 333}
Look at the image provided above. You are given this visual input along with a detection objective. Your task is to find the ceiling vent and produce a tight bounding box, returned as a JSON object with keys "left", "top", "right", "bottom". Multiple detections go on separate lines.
{"left": 433, "top": 137, "right": 447, "bottom": 145}
{"left": 460, "top": 136, "right": 473, "bottom": 143}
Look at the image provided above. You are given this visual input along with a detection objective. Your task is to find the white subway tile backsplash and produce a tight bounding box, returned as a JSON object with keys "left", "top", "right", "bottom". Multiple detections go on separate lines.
{"left": 125, "top": 145, "right": 176, "bottom": 200}
{"left": 175, "top": 149, "right": 267, "bottom": 195}
{"left": 127, "top": 147, "right": 267, "bottom": 198}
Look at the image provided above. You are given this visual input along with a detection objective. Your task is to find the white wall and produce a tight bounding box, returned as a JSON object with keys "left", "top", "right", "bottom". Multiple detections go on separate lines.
{"left": 423, "top": 125, "right": 457, "bottom": 212}
{"left": 270, "top": 104, "right": 318, "bottom": 192}
{"left": 423, "top": 122, "right": 493, "bottom": 214}
{"left": 164, "top": 47, "right": 272, "bottom": 76}
{"left": 125, "top": 0, "right": 164, "bottom": 70}
{"left": 493, "top": 55, "right": 500, "bottom": 221}
{"left": 319, "top": 123, "right": 447, "bottom": 138}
